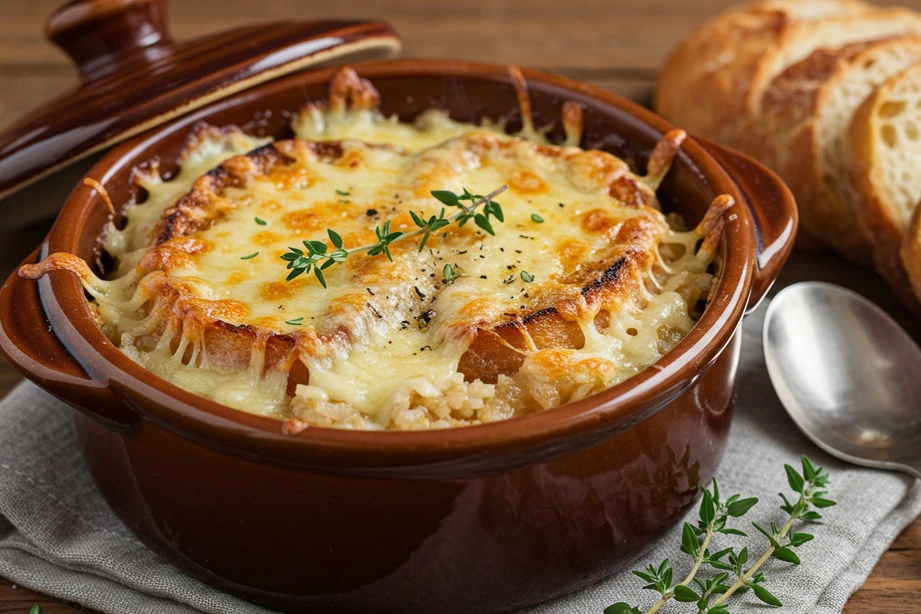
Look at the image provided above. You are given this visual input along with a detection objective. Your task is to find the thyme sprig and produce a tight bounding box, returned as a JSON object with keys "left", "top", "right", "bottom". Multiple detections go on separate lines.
{"left": 281, "top": 185, "right": 508, "bottom": 287}
{"left": 607, "top": 456, "right": 835, "bottom": 614}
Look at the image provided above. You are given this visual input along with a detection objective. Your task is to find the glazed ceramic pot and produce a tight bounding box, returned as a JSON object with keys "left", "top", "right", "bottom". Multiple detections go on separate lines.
{"left": 0, "top": 60, "right": 796, "bottom": 614}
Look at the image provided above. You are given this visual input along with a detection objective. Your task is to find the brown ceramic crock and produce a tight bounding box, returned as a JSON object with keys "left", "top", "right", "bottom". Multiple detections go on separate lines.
{"left": 0, "top": 60, "right": 796, "bottom": 614}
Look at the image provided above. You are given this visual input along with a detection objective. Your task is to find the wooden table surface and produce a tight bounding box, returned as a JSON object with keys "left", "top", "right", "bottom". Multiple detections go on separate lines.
{"left": 0, "top": 0, "right": 919, "bottom": 612}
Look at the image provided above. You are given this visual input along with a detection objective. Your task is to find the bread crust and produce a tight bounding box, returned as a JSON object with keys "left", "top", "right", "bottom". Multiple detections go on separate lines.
{"left": 850, "top": 65, "right": 921, "bottom": 310}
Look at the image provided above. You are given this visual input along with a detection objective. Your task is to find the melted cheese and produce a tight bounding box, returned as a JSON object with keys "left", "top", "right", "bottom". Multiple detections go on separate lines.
{"left": 293, "top": 107, "right": 511, "bottom": 151}
{"left": 103, "top": 126, "right": 272, "bottom": 278}
{"left": 302, "top": 326, "right": 461, "bottom": 415}
{"left": 151, "top": 133, "right": 658, "bottom": 332}
{"left": 25, "top": 70, "right": 729, "bottom": 431}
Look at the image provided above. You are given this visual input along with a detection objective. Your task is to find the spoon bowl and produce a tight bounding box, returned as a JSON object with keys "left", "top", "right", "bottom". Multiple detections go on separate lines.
{"left": 764, "top": 281, "right": 921, "bottom": 479}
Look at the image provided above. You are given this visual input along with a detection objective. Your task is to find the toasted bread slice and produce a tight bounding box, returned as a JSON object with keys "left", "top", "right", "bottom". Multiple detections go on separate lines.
{"left": 849, "top": 62, "right": 921, "bottom": 307}
{"left": 655, "top": 0, "right": 921, "bottom": 250}
{"left": 760, "top": 38, "right": 921, "bottom": 263}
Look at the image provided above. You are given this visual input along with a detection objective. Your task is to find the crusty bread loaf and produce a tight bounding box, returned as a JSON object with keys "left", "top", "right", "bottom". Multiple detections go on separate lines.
{"left": 655, "top": 0, "right": 921, "bottom": 254}
{"left": 655, "top": 0, "right": 869, "bottom": 146}
{"left": 850, "top": 63, "right": 921, "bottom": 305}
{"left": 760, "top": 38, "right": 921, "bottom": 263}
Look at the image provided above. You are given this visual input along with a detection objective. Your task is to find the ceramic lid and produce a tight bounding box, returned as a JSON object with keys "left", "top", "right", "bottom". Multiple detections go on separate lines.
{"left": 0, "top": 0, "right": 401, "bottom": 200}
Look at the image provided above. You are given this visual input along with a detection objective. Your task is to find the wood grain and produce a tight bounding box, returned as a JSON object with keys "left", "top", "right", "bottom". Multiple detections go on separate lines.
{"left": 0, "top": 0, "right": 918, "bottom": 612}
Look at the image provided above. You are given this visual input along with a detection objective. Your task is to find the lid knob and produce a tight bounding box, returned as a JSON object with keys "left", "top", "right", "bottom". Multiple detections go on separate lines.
{"left": 45, "top": 0, "right": 174, "bottom": 78}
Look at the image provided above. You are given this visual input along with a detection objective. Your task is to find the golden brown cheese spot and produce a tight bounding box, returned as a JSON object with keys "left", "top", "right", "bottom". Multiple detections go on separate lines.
{"left": 507, "top": 170, "right": 548, "bottom": 194}
{"left": 559, "top": 239, "right": 587, "bottom": 267}
{"left": 232, "top": 194, "right": 256, "bottom": 209}
{"left": 221, "top": 155, "right": 260, "bottom": 182}
{"left": 225, "top": 272, "right": 247, "bottom": 285}
{"left": 576, "top": 356, "right": 616, "bottom": 377}
{"left": 568, "top": 150, "right": 629, "bottom": 185}
{"left": 411, "top": 182, "right": 438, "bottom": 199}
{"left": 252, "top": 231, "right": 281, "bottom": 246}
{"left": 138, "top": 245, "right": 196, "bottom": 273}
{"left": 281, "top": 209, "right": 325, "bottom": 233}
{"left": 616, "top": 216, "right": 663, "bottom": 244}
{"left": 268, "top": 164, "right": 312, "bottom": 190}
{"left": 526, "top": 348, "right": 571, "bottom": 372}
{"left": 174, "top": 298, "right": 251, "bottom": 325}
{"left": 250, "top": 315, "right": 284, "bottom": 329}
{"left": 260, "top": 280, "right": 306, "bottom": 301}
{"left": 166, "top": 237, "right": 211, "bottom": 255}
{"left": 343, "top": 248, "right": 386, "bottom": 275}
{"left": 581, "top": 208, "right": 618, "bottom": 234}
{"left": 204, "top": 299, "right": 251, "bottom": 322}
{"left": 456, "top": 298, "right": 506, "bottom": 327}
{"left": 529, "top": 351, "right": 615, "bottom": 384}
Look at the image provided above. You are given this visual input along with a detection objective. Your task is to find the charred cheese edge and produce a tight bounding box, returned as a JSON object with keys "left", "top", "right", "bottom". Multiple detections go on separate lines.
{"left": 21, "top": 67, "right": 732, "bottom": 431}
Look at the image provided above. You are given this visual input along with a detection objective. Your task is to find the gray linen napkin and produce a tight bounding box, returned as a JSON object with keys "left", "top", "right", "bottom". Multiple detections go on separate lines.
{"left": 1, "top": 303, "right": 919, "bottom": 614}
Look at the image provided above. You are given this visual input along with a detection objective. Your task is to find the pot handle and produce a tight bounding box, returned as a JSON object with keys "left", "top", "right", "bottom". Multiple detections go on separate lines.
{"left": 698, "top": 139, "right": 798, "bottom": 312}
{"left": 0, "top": 247, "right": 136, "bottom": 431}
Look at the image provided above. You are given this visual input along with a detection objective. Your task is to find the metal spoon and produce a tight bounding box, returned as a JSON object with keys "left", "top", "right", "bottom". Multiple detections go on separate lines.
{"left": 763, "top": 281, "right": 921, "bottom": 480}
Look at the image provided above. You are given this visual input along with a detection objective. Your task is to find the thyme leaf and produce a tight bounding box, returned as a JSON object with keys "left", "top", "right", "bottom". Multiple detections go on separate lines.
{"left": 282, "top": 185, "right": 508, "bottom": 286}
